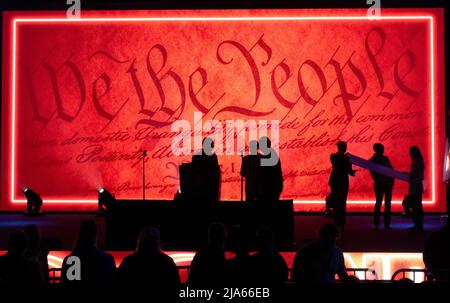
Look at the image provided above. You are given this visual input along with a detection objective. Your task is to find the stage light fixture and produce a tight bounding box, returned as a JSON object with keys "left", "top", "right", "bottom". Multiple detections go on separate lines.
{"left": 97, "top": 188, "right": 115, "bottom": 214}
{"left": 23, "top": 187, "right": 43, "bottom": 216}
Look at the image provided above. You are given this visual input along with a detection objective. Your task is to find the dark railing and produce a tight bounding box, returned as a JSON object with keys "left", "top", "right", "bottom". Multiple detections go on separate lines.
{"left": 47, "top": 266, "right": 450, "bottom": 284}
{"left": 48, "top": 266, "right": 375, "bottom": 283}
{"left": 392, "top": 268, "right": 450, "bottom": 283}
{"left": 287, "top": 267, "right": 375, "bottom": 281}
{"left": 345, "top": 268, "right": 377, "bottom": 280}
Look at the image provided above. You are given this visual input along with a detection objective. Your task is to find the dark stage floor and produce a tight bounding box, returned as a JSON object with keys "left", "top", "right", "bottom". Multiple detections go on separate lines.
{"left": 0, "top": 213, "right": 446, "bottom": 252}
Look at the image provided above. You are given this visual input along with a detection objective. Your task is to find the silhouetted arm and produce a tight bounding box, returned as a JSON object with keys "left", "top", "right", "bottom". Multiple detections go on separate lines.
{"left": 346, "top": 156, "right": 355, "bottom": 176}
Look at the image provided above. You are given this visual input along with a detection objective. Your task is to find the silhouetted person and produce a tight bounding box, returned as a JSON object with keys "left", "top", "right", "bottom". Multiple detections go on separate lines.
{"left": 293, "top": 223, "right": 347, "bottom": 283}
{"left": 423, "top": 220, "right": 450, "bottom": 280}
{"left": 257, "top": 137, "right": 283, "bottom": 202}
{"left": 328, "top": 141, "right": 355, "bottom": 229}
{"left": 118, "top": 226, "right": 180, "bottom": 294}
{"left": 24, "top": 224, "right": 49, "bottom": 283}
{"left": 192, "top": 137, "right": 221, "bottom": 202}
{"left": 0, "top": 231, "right": 43, "bottom": 284}
{"left": 251, "top": 227, "right": 288, "bottom": 286}
{"left": 224, "top": 228, "right": 254, "bottom": 285}
{"left": 61, "top": 220, "right": 116, "bottom": 283}
{"left": 189, "top": 222, "right": 227, "bottom": 287}
{"left": 369, "top": 143, "right": 394, "bottom": 230}
{"left": 240, "top": 140, "right": 262, "bottom": 203}
{"left": 408, "top": 146, "right": 425, "bottom": 231}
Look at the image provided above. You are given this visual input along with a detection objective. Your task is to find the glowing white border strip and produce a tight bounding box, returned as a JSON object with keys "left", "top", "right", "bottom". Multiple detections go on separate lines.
{"left": 10, "top": 15, "right": 436, "bottom": 205}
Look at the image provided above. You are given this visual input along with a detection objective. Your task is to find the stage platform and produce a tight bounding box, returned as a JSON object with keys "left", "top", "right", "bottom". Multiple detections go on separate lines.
{"left": 0, "top": 213, "right": 446, "bottom": 252}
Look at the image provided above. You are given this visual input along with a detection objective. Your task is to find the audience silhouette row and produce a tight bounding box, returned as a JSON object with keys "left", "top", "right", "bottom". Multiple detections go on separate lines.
{"left": 0, "top": 219, "right": 449, "bottom": 286}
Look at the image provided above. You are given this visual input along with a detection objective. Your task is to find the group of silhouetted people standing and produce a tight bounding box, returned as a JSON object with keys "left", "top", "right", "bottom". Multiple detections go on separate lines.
{"left": 190, "top": 135, "right": 425, "bottom": 232}
{"left": 328, "top": 141, "right": 425, "bottom": 231}
{"left": 189, "top": 136, "right": 283, "bottom": 204}
{"left": 240, "top": 138, "right": 283, "bottom": 203}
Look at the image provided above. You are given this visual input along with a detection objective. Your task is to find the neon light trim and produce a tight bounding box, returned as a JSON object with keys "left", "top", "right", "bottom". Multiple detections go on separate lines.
{"left": 9, "top": 15, "right": 437, "bottom": 205}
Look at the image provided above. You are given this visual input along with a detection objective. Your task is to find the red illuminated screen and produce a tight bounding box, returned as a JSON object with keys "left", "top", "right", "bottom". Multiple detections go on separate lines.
{"left": 1, "top": 9, "right": 445, "bottom": 211}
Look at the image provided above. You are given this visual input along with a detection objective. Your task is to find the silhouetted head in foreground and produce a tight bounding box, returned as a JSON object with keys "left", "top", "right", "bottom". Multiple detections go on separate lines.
{"left": 319, "top": 223, "right": 340, "bottom": 249}
{"left": 137, "top": 226, "right": 161, "bottom": 253}
{"left": 373, "top": 143, "right": 384, "bottom": 156}
{"left": 337, "top": 141, "right": 347, "bottom": 154}
{"left": 208, "top": 222, "right": 227, "bottom": 251}
{"left": 409, "top": 145, "right": 423, "bottom": 161}
{"left": 8, "top": 231, "right": 28, "bottom": 254}
{"left": 256, "top": 227, "right": 275, "bottom": 254}
{"left": 77, "top": 220, "right": 98, "bottom": 249}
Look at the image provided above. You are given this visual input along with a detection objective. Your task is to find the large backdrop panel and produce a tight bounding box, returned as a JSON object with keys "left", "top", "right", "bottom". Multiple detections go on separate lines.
{"left": 1, "top": 8, "right": 445, "bottom": 211}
